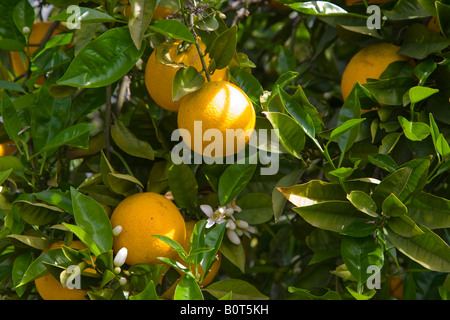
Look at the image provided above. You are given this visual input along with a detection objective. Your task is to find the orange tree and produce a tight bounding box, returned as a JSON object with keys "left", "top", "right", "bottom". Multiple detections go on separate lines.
{"left": 0, "top": 0, "right": 449, "bottom": 300}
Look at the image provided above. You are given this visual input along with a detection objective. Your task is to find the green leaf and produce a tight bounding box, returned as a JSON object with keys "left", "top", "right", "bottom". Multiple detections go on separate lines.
{"left": 387, "top": 214, "right": 424, "bottom": 237}
{"left": 49, "top": 7, "right": 118, "bottom": 24}
{"left": 218, "top": 159, "right": 257, "bottom": 206}
{"left": 287, "top": 1, "right": 350, "bottom": 16}
{"left": 384, "top": 226, "right": 450, "bottom": 273}
{"left": 174, "top": 274, "right": 204, "bottom": 300}
{"left": 209, "top": 25, "right": 237, "bottom": 70}
{"left": 288, "top": 287, "right": 342, "bottom": 300}
{"left": 414, "top": 58, "right": 437, "bottom": 85}
{"left": 293, "top": 201, "right": 367, "bottom": 233}
{"left": 111, "top": 118, "right": 154, "bottom": 161}
{"left": 229, "top": 67, "right": 263, "bottom": 105}
{"left": 346, "top": 286, "right": 376, "bottom": 300}
{"left": 168, "top": 162, "right": 198, "bottom": 208}
{"left": 107, "top": 173, "right": 144, "bottom": 196}
{"left": 1, "top": 93, "right": 23, "bottom": 145}
{"left": 201, "top": 222, "right": 227, "bottom": 276}
{"left": 13, "top": 200, "right": 63, "bottom": 226}
{"left": 407, "top": 192, "right": 450, "bottom": 229}
{"left": 330, "top": 118, "right": 365, "bottom": 141}
{"left": 340, "top": 221, "right": 377, "bottom": 238}
{"left": 409, "top": 86, "right": 439, "bottom": 104}
{"left": 129, "top": 280, "right": 158, "bottom": 300}
{"left": 57, "top": 27, "right": 145, "bottom": 88}
{"left": 149, "top": 19, "right": 195, "bottom": 43}
{"left": 70, "top": 187, "right": 113, "bottom": 255}
{"left": 264, "top": 111, "right": 305, "bottom": 159}
{"left": 13, "top": 0, "right": 35, "bottom": 37}
{"left": 346, "top": 190, "right": 378, "bottom": 218}
{"left": 379, "top": 132, "right": 402, "bottom": 154}
{"left": 383, "top": 0, "right": 430, "bottom": 20}
{"left": 12, "top": 251, "right": 32, "bottom": 297}
{"left": 337, "top": 86, "right": 361, "bottom": 153}
{"left": 219, "top": 239, "right": 246, "bottom": 273}
{"left": 436, "top": 1, "right": 450, "bottom": 38}
{"left": 371, "top": 167, "right": 412, "bottom": 208}
{"left": 341, "top": 236, "right": 384, "bottom": 284}
{"left": 272, "top": 169, "right": 303, "bottom": 222}
{"left": 399, "top": 23, "right": 450, "bottom": 59}
{"left": 436, "top": 134, "right": 450, "bottom": 158}
{"left": 128, "top": 0, "right": 158, "bottom": 50}
{"left": 368, "top": 154, "right": 398, "bottom": 173}
{"left": 362, "top": 77, "right": 417, "bottom": 106}
{"left": 204, "top": 279, "right": 269, "bottom": 300}
{"left": 0, "top": 80, "right": 25, "bottom": 92}
{"left": 278, "top": 88, "right": 316, "bottom": 141}
{"left": 234, "top": 193, "right": 274, "bottom": 224}
{"left": 172, "top": 66, "right": 205, "bottom": 101}
{"left": 0, "top": 169, "right": 13, "bottom": 186}
{"left": 31, "top": 123, "right": 93, "bottom": 159}
{"left": 382, "top": 193, "right": 408, "bottom": 218}
{"left": 278, "top": 180, "right": 347, "bottom": 207}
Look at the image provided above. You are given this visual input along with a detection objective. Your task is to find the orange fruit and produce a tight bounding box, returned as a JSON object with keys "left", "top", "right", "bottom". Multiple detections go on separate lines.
{"left": 145, "top": 39, "right": 228, "bottom": 112}
{"left": 177, "top": 81, "right": 256, "bottom": 157}
{"left": 345, "top": 0, "right": 389, "bottom": 5}
{"left": 10, "top": 22, "right": 65, "bottom": 82}
{"left": 153, "top": 6, "right": 173, "bottom": 19}
{"left": 0, "top": 141, "right": 16, "bottom": 156}
{"left": 341, "top": 42, "right": 410, "bottom": 102}
{"left": 35, "top": 240, "right": 94, "bottom": 300}
{"left": 110, "top": 192, "right": 186, "bottom": 265}
{"left": 176, "top": 220, "right": 221, "bottom": 287}
{"left": 389, "top": 277, "right": 403, "bottom": 300}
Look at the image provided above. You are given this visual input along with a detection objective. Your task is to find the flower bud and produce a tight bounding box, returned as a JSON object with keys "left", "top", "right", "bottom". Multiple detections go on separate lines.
{"left": 119, "top": 277, "right": 127, "bottom": 286}
{"left": 112, "top": 225, "right": 122, "bottom": 236}
{"left": 236, "top": 219, "right": 249, "bottom": 229}
{"left": 226, "top": 219, "right": 236, "bottom": 230}
{"left": 114, "top": 247, "right": 128, "bottom": 267}
{"left": 22, "top": 26, "right": 30, "bottom": 34}
{"left": 227, "top": 230, "right": 241, "bottom": 245}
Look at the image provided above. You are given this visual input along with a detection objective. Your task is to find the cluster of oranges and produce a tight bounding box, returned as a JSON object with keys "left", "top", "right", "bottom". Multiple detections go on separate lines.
{"left": 27, "top": 0, "right": 444, "bottom": 300}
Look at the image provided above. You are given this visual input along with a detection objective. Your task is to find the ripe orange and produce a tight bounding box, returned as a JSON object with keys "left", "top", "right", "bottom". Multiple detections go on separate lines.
{"left": 35, "top": 240, "right": 93, "bottom": 300}
{"left": 0, "top": 141, "right": 16, "bottom": 156}
{"left": 389, "top": 277, "right": 403, "bottom": 300}
{"left": 110, "top": 192, "right": 186, "bottom": 265}
{"left": 153, "top": 6, "right": 173, "bottom": 19}
{"left": 176, "top": 220, "right": 221, "bottom": 287}
{"left": 345, "top": 0, "right": 389, "bottom": 5}
{"left": 341, "top": 42, "right": 410, "bottom": 101}
{"left": 177, "top": 81, "right": 256, "bottom": 157}
{"left": 145, "top": 39, "right": 228, "bottom": 112}
{"left": 10, "top": 22, "right": 65, "bottom": 82}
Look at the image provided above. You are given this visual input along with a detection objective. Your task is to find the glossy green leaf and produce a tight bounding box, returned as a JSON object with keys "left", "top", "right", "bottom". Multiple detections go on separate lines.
{"left": 49, "top": 7, "right": 118, "bottom": 23}
{"left": 436, "top": 1, "right": 450, "bottom": 38}
{"left": 407, "top": 192, "right": 450, "bottom": 229}
{"left": 111, "top": 118, "right": 154, "bottom": 161}
{"left": 13, "top": 200, "right": 63, "bottom": 226}
{"left": 382, "top": 193, "right": 408, "bottom": 218}
{"left": 209, "top": 25, "right": 237, "bottom": 70}
{"left": 168, "top": 162, "right": 198, "bottom": 208}
{"left": 388, "top": 214, "right": 424, "bottom": 237}
{"left": 340, "top": 221, "right": 377, "bottom": 238}
{"left": 204, "top": 279, "right": 269, "bottom": 300}
{"left": 107, "top": 173, "right": 144, "bottom": 195}
{"left": 57, "top": 27, "right": 145, "bottom": 88}
{"left": 362, "top": 77, "right": 417, "bottom": 106}
{"left": 1, "top": 93, "right": 23, "bottom": 145}
{"left": 129, "top": 280, "right": 158, "bottom": 300}
{"left": 201, "top": 221, "right": 227, "bottom": 277}
{"left": 414, "top": 58, "right": 437, "bottom": 85}
{"left": 409, "top": 86, "right": 439, "bottom": 104}
{"left": 384, "top": 226, "right": 450, "bottom": 272}
{"left": 172, "top": 66, "right": 205, "bottom": 101}
{"left": 12, "top": 0, "right": 34, "bottom": 37}
{"left": 341, "top": 236, "right": 384, "bottom": 284}
{"left": 278, "top": 180, "right": 347, "bottom": 207}
{"left": 150, "top": 19, "right": 195, "bottom": 43}
{"left": 33, "top": 189, "right": 73, "bottom": 214}
{"left": 174, "top": 274, "right": 204, "bottom": 300}
{"left": 287, "top": 1, "right": 349, "bottom": 16}
{"left": 288, "top": 287, "right": 342, "bottom": 300}
{"left": 229, "top": 67, "right": 263, "bottom": 105}
{"left": 234, "top": 192, "right": 274, "bottom": 224}
{"left": 219, "top": 239, "right": 246, "bottom": 273}
{"left": 368, "top": 154, "right": 398, "bottom": 173}
{"left": 264, "top": 111, "right": 305, "bottom": 159}
{"left": 12, "top": 251, "right": 32, "bottom": 297}
{"left": 397, "top": 157, "right": 431, "bottom": 203}
{"left": 279, "top": 88, "right": 316, "bottom": 141}
{"left": 272, "top": 169, "right": 303, "bottom": 222}
{"left": 218, "top": 159, "right": 257, "bottom": 206}
{"left": 371, "top": 167, "right": 412, "bottom": 208}
{"left": 70, "top": 187, "right": 113, "bottom": 255}
{"left": 31, "top": 123, "right": 92, "bottom": 159}
{"left": 384, "top": 0, "right": 430, "bottom": 20}
{"left": 330, "top": 118, "right": 365, "bottom": 141}
{"left": 337, "top": 86, "right": 361, "bottom": 153}
{"left": 293, "top": 201, "right": 366, "bottom": 233}
{"left": 347, "top": 190, "right": 378, "bottom": 218}
{"left": 399, "top": 23, "right": 450, "bottom": 59}
{"left": 129, "top": 0, "right": 158, "bottom": 50}
{"left": 0, "top": 80, "right": 25, "bottom": 92}
{"left": 379, "top": 132, "right": 402, "bottom": 154}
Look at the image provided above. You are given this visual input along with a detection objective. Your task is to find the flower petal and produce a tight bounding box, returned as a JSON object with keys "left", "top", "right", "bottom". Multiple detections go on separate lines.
{"left": 200, "top": 204, "right": 214, "bottom": 217}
